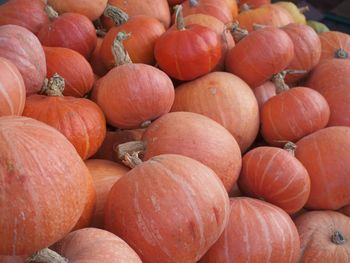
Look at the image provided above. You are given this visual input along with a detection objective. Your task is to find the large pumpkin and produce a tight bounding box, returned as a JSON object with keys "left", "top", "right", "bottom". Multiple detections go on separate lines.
{"left": 319, "top": 31, "right": 350, "bottom": 61}
{"left": 294, "top": 211, "right": 350, "bottom": 262}
{"left": 295, "top": 126, "right": 350, "bottom": 209}
{"left": 171, "top": 72, "right": 259, "bottom": 152}
{"left": 238, "top": 146, "right": 310, "bottom": 214}
{"left": 199, "top": 197, "right": 300, "bottom": 263}
{"left": 105, "top": 154, "right": 230, "bottom": 263}
{"left": 0, "top": 116, "right": 89, "bottom": 256}
{"left": 0, "top": 57, "right": 25, "bottom": 117}
{"left": 0, "top": 0, "right": 49, "bottom": 35}
{"left": 0, "top": 24, "right": 46, "bottom": 95}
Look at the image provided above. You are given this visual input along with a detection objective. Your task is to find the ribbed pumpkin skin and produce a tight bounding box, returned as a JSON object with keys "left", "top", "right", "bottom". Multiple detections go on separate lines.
{"left": 261, "top": 87, "right": 330, "bottom": 146}
{"left": 85, "top": 159, "right": 129, "bottom": 228}
{"left": 93, "top": 63, "right": 175, "bottom": 129}
{"left": 171, "top": 72, "right": 259, "bottom": 152}
{"left": 44, "top": 47, "right": 95, "bottom": 97}
{"left": 100, "top": 15, "right": 165, "bottom": 69}
{"left": 47, "top": 0, "right": 108, "bottom": 21}
{"left": 142, "top": 112, "right": 242, "bottom": 191}
{"left": 0, "top": 25, "right": 46, "bottom": 95}
{"left": 306, "top": 59, "right": 350, "bottom": 127}
{"left": 0, "top": 57, "right": 25, "bottom": 117}
{"left": 0, "top": 0, "right": 49, "bottom": 35}
{"left": 23, "top": 95, "right": 106, "bottom": 160}
{"left": 53, "top": 228, "right": 142, "bottom": 263}
{"left": 253, "top": 81, "right": 276, "bottom": 111}
{"left": 38, "top": 13, "right": 97, "bottom": 58}
{"left": 238, "top": 146, "right": 310, "bottom": 214}
{"left": 319, "top": 31, "right": 350, "bottom": 61}
{"left": 0, "top": 116, "right": 89, "bottom": 256}
{"left": 295, "top": 127, "right": 350, "bottom": 210}
{"left": 225, "top": 27, "right": 294, "bottom": 88}
{"left": 105, "top": 154, "right": 230, "bottom": 263}
{"left": 295, "top": 211, "right": 350, "bottom": 262}
{"left": 199, "top": 197, "right": 300, "bottom": 263}
{"left": 282, "top": 23, "right": 321, "bottom": 84}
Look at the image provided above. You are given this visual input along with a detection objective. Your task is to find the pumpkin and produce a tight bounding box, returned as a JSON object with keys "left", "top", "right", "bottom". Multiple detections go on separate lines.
{"left": 154, "top": 5, "right": 222, "bottom": 81}
{"left": 105, "top": 154, "right": 230, "bottom": 263}
{"left": 261, "top": 87, "right": 330, "bottom": 146}
{"left": 199, "top": 197, "right": 300, "bottom": 263}
{"left": 0, "top": 24, "right": 46, "bottom": 95}
{"left": 238, "top": 145, "right": 310, "bottom": 214}
{"left": 306, "top": 59, "right": 350, "bottom": 126}
{"left": 37, "top": 8, "right": 97, "bottom": 58}
{"left": 47, "top": 0, "right": 108, "bottom": 21}
{"left": 319, "top": 31, "right": 350, "bottom": 61}
{"left": 0, "top": 116, "right": 89, "bottom": 256}
{"left": 23, "top": 74, "right": 106, "bottom": 160}
{"left": 0, "top": 0, "right": 49, "bottom": 35}
{"left": 294, "top": 211, "right": 350, "bottom": 262}
{"left": 238, "top": 0, "right": 271, "bottom": 9}
{"left": 295, "top": 126, "right": 350, "bottom": 210}
{"left": 274, "top": 1, "right": 308, "bottom": 24}
{"left": 253, "top": 81, "right": 276, "bottom": 111}
{"left": 282, "top": 23, "right": 321, "bottom": 84}
{"left": 0, "top": 57, "right": 26, "bottom": 117}
{"left": 171, "top": 72, "right": 259, "bottom": 152}
{"left": 44, "top": 46, "right": 95, "bottom": 97}
{"left": 307, "top": 20, "right": 330, "bottom": 34}
{"left": 119, "top": 111, "right": 242, "bottom": 191}
{"left": 85, "top": 159, "right": 129, "bottom": 228}
{"left": 225, "top": 26, "right": 294, "bottom": 88}
{"left": 100, "top": 15, "right": 165, "bottom": 69}
{"left": 102, "top": 0, "right": 170, "bottom": 29}
{"left": 89, "top": 37, "right": 108, "bottom": 77}
{"left": 236, "top": 4, "right": 293, "bottom": 32}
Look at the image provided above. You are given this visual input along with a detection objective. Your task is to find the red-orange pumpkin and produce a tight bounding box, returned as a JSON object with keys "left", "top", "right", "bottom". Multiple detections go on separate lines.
{"left": 171, "top": 72, "right": 259, "bottom": 152}
{"left": 38, "top": 12, "right": 97, "bottom": 58}
{"left": 306, "top": 59, "right": 350, "bottom": 126}
{"left": 295, "top": 126, "right": 350, "bottom": 210}
{"left": 253, "top": 81, "right": 276, "bottom": 111}
{"left": 0, "top": 25, "right": 46, "bottom": 95}
{"left": 261, "top": 87, "right": 330, "bottom": 146}
{"left": 44, "top": 46, "right": 95, "bottom": 97}
{"left": 238, "top": 0, "right": 271, "bottom": 9}
{"left": 105, "top": 154, "right": 230, "bottom": 263}
{"left": 0, "top": 116, "right": 89, "bottom": 256}
{"left": 85, "top": 159, "right": 129, "bottom": 228}
{"left": 319, "top": 31, "right": 350, "bottom": 61}
{"left": 0, "top": 57, "right": 25, "bottom": 117}
{"left": 89, "top": 37, "right": 108, "bottom": 77}
{"left": 238, "top": 146, "right": 310, "bottom": 214}
{"left": 225, "top": 26, "right": 294, "bottom": 88}
{"left": 199, "top": 197, "right": 300, "bottom": 263}
{"left": 294, "top": 211, "right": 350, "bottom": 262}
{"left": 0, "top": 0, "right": 49, "bottom": 35}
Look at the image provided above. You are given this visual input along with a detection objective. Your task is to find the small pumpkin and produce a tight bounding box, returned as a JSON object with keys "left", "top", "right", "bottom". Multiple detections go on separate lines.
{"left": 253, "top": 81, "right": 276, "bottom": 111}
{"left": 319, "top": 31, "right": 350, "bottom": 61}
{"left": 89, "top": 37, "right": 109, "bottom": 77}
{"left": 307, "top": 20, "right": 330, "bottom": 34}
{"left": 274, "top": 1, "right": 308, "bottom": 24}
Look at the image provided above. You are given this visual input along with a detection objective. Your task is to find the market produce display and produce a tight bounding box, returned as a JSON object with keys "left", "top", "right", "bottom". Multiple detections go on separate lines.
{"left": 1, "top": 0, "right": 350, "bottom": 262}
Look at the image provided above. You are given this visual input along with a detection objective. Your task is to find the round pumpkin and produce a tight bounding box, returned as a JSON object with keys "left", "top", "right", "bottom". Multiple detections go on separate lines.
{"left": 0, "top": 24, "right": 46, "bottom": 95}
{"left": 0, "top": 57, "right": 25, "bottom": 117}
{"left": 44, "top": 46, "right": 95, "bottom": 97}
{"left": 261, "top": 87, "right": 330, "bottom": 146}
{"left": 199, "top": 197, "right": 300, "bottom": 263}
{"left": 37, "top": 11, "right": 97, "bottom": 58}
{"left": 0, "top": 116, "right": 89, "bottom": 256}
{"left": 105, "top": 154, "right": 230, "bottom": 263}
{"left": 0, "top": 0, "right": 49, "bottom": 35}
{"left": 238, "top": 146, "right": 310, "bottom": 214}
{"left": 171, "top": 72, "right": 259, "bottom": 152}
{"left": 226, "top": 26, "right": 294, "bottom": 88}
{"left": 253, "top": 81, "right": 276, "bottom": 111}
{"left": 319, "top": 31, "right": 350, "bottom": 61}
{"left": 307, "top": 20, "right": 330, "bottom": 34}
{"left": 295, "top": 126, "right": 350, "bottom": 210}
{"left": 294, "top": 211, "right": 350, "bottom": 262}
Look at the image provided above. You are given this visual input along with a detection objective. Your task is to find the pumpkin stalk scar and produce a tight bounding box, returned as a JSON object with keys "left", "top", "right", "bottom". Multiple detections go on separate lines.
{"left": 25, "top": 248, "right": 68, "bottom": 263}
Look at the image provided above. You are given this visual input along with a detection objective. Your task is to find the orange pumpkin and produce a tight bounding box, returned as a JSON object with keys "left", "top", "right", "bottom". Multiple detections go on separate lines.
{"left": 319, "top": 31, "right": 350, "bottom": 61}
{"left": 89, "top": 37, "right": 108, "bottom": 77}
{"left": 238, "top": 0, "right": 271, "bottom": 9}
{"left": 253, "top": 81, "right": 276, "bottom": 111}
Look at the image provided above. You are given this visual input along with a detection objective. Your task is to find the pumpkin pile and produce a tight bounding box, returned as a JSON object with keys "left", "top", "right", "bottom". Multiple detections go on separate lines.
{"left": 1, "top": 0, "right": 350, "bottom": 262}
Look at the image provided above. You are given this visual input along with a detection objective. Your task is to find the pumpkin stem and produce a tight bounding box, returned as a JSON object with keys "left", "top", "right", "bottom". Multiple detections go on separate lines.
{"left": 282, "top": 69, "right": 307, "bottom": 76}
{"left": 40, "top": 73, "right": 65, "bottom": 97}
{"left": 335, "top": 48, "right": 349, "bottom": 59}
{"left": 115, "top": 141, "right": 146, "bottom": 168}
{"left": 189, "top": 0, "right": 198, "bottom": 7}
{"left": 25, "top": 248, "right": 68, "bottom": 263}
{"left": 174, "top": 5, "right": 186, "bottom": 31}
{"left": 112, "top": 32, "right": 132, "bottom": 66}
{"left": 298, "top": 5, "right": 309, "bottom": 14}
{"left": 240, "top": 3, "right": 251, "bottom": 12}
{"left": 252, "top": 24, "right": 266, "bottom": 30}
{"left": 45, "top": 5, "right": 59, "bottom": 20}
{"left": 272, "top": 73, "right": 289, "bottom": 94}
{"left": 140, "top": 120, "right": 152, "bottom": 128}
{"left": 283, "top": 142, "right": 297, "bottom": 156}
{"left": 228, "top": 21, "right": 248, "bottom": 42}
{"left": 103, "top": 4, "right": 129, "bottom": 26}
{"left": 331, "top": 231, "right": 347, "bottom": 245}
{"left": 96, "top": 29, "right": 107, "bottom": 37}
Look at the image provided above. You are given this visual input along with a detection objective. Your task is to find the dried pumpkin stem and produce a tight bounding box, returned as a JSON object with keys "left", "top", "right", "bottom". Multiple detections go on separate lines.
{"left": 240, "top": 3, "right": 251, "bottom": 12}
{"left": 283, "top": 142, "right": 297, "bottom": 156}
{"left": 272, "top": 73, "right": 289, "bottom": 94}
{"left": 96, "top": 29, "right": 107, "bottom": 37}
{"left": 335, "top": 48, "right": 349, "bottom": 59}
{"left": 40, "top": 73, "right": 65, "bottom": 96}
{"left": 112, "top": 32, "right": 132, "bottom": 66}
{"left": 115, "top": 141, "right": 146, "bottom": 168}
{"left": 228, "top": 21, "right": 248, "bottom": 42}
{"left": 25, "top": 248, "right": 68, "bottom": 263}
{"left": 45, "top": 5, "right": 59, "bottom": 20}
{"left": 189, "top": 0, "right": 198, "bottom": 7}
{"left": 174, "top": 5, "right": 185, "bottom": 31}
{"left": 331, "top": 231, "right": 347, "bottom": 245}
{"left": 252, "top": 24, "right": 266, "bottom": 30}
{"left": 103, "top": 4, "right": 129, "bottom": 26}
{"left": 298, "top": 5, "right": 309, "bottom": 14}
